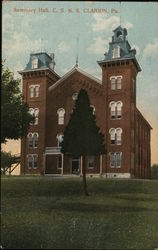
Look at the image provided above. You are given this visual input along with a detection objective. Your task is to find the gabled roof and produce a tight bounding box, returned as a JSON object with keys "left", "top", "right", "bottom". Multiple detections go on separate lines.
{"left": 49, "top": 66, "right": 102, "bottom": 91}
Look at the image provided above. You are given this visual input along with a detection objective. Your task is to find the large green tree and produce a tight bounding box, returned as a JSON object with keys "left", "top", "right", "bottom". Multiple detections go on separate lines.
{"left": 61, "top": 89, "right": 106, "bottom": 196}
{"left": 1, "top": 62, "right": 34, "bottom": 143}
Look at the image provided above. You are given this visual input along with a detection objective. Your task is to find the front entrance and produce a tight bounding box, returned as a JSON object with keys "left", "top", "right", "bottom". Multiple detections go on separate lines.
{"left": 72, "top": 157, "right": 80, "bottom": 174}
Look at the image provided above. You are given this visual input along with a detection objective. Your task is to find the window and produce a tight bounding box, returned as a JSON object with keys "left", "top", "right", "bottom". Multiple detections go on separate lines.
{"left": 110, "top": 77, "right": 116, "bottom": 90}
{"left": 30, "top": 86, "right": 34, "bottom": 98}
{"left": 32, "top": 56, "right": 38, "bottom": 69}
{"left": 72, "top": 92, "right": 78, "bottom": 101}
{"left": 57, "top": 134, "right": 64, "bottom": 147}
{"left": 110, "top": 153, "right": 115, "bottom": 168}
{"left": 28, "top": 133, "right": 33, "bottom": 148}
{"left": 116, "top": 128, "right": 122, "bottom": 145}
{"left": 109, "top": 128, "right": 115, "bottom": 145}
{"left": 112, "top": 46, "right": 120, "bottom": 58}
{"left": 28, "top": 155, "right": 33, "bottom": 169}
{"left": 117, "top": 76, "right": 122, "bottom": 89}
{"left": 33, "top": 133, "right": 38, "bottom": 148}
{"left": 34, "top": 108, "right": 39, "bottom": 125}
{"left": 109, "top": 102, "right": 116, "bottom": 119}
{"left": 57, "top": 155, "right": 62, "bottom": 169}
{"left": 116, "top": 101, "right": 123, "bottom": 119}
{"left": 90, "top": 105, "right": 95, "bottom": 115}
{"left": 57, "top": 108, "right": 65, "bottom": 125}
{"left": 116, "top": 152, "right": 121, "bottom": 168}
{"left": 35, "top": 85, "right": 40, "bottom": 97}
{"left": 87, "top": 156, "right": 94, "bottom": 169}
{"left": 28, "top": 154, "right": 38, "bottom": 169}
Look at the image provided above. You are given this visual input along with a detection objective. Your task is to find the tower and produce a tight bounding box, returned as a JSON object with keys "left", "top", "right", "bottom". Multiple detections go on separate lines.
{"left": 98, "top": 26, "right": 141, "bottom": 178}
{"left": 19, "top": 52, "right": 60, "bottom": 174}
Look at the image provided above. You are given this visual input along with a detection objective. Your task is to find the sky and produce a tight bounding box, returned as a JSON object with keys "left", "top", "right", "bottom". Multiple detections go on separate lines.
{"left": 2, "top": 1, "right": 158, "bottom": 166}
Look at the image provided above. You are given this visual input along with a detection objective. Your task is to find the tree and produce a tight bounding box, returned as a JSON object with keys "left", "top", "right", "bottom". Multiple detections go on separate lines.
{"left": 1, "top": 62, "right": 34, "bottom": 143}
{"left": 1, "top": 151, "right": 16, "bottom": 175}
{"left": 61, "top": 89, "right": 106, "bottom": 196}
{"left": 151, "top": 164, "right": 158, "bottom": 180}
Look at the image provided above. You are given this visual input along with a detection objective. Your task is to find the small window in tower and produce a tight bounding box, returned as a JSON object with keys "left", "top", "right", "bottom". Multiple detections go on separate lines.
{"left": 28, "top": 133, "right": 33, "bottom": 148}
{"left": 35, "top": 85, "right": 40, "bottom": 97}
{"left": 110, "top": 77, "right": 116, "bottom": 90}
{"left": 32, "top": 56, "right": 38, "bottom": 69}
{"left": 117, "top": 76, "right": 122, "bottom": 89}
{"left": 28, "top": 155, "right": 33, "bottom": 169}
{"left": 109, "top": 102, "right": 116, "bottom": 119}
{"left": 109, "top": 128, "right": 116, "bottom": 145}
{"left": 33, "top": 133, "right": 38, "bottom": 148}
{"left": 57, "top": 108, "right": 65, "bottom": 125}
{"left": 87, "top": 156, "right": 94, "bottom": 169}
{"left": 34, "top": 108, "right": 39, "bottom": 125}
{"left": 110, "top": 153, "right": 115, "bottom": 168}
{"left": 116, "top": 101, "right": 123, "bottom": 119}
{"left": 30, "top": 86, "right": 34, "bottom": 98}
{"left": 112, "top": 46, "right": 120, "bottom": 58}
{"left": 116, "top": 128, "right": 122, "bottom": 145}
{"left": 33, "top": 154, "right": 38, "bottom": 169}
{"left": 116, "top": 152, "right": 121, "bottom": 168}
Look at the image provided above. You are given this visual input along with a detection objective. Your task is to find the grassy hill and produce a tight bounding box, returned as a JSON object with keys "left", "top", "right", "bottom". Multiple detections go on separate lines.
{"left": 1, "top": 177, "right": 158, "bottom": 249}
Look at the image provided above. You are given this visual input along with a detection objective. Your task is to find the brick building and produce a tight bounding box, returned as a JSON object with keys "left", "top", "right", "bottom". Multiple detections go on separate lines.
{"left": 19, "top": 26, "right": 152, "bottom": 178}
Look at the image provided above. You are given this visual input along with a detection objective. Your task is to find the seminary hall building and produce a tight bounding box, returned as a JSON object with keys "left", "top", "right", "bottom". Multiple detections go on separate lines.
{"left": 19, "top": 26, "right": 152, "bottom": 178}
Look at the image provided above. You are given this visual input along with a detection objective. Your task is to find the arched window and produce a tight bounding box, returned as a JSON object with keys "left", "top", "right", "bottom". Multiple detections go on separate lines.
{"left": 29, "top": 86, "right": 34, "bottom": 98}
{"left": 28, "top": 133, "right": 33, "bottom": 148}
{"left": 109, "top": 128, "right": 116, "bottom": 145}
{"left": 35, "top": 85, "right": 40, "bottom": 97}
{"left": 110, "top": 153, "right": 115, "bottom": 168}
{"left": 33, "top": 133, "right": 38, "bottom": 148}
{"left": 33, "top": 154, "right": 38, "bottom": 169}
{"left": 116, "top": 101, "right": 123, "bottom": 119}
{"left": 57, "top": 108, "right": 65, "bottom": 125}
{"left": 34, "top": 108, "right": 39, "bottom": 125}
{"left": 109, "top": 102, "right": 116, "bottom": 119}
{"left": 29, "top": 108, "right": 34, "bottom": 125}
{"left": 57, "top": 134, "right": 64, "bottom": 147}
{"left": 90, "top": 105, "right": 95, "bottom": 115}
{"left": 116, "top": 76, "right": 122, "bottom": 89}
{"left": 113, "top": 45, "right": 120, "bottom": 58}
{"left": 116, "top": 128, "right": 122, "bottom": 145}
{"left": 28, "top": 155, "right": 33, "bottom": 169}
{"left": 116, "top": 152, "right": 121, "bottom": 168}
{"left": 32, "top": 56, "right": 38, "bottom": 69}
{"left": 110, "top": 77, "right": 116, "bottom": 90}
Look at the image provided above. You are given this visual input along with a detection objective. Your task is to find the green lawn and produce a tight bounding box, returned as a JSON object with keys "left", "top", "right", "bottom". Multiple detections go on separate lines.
{"left": 1, "top": 176, "right": 158, "bottom": 249}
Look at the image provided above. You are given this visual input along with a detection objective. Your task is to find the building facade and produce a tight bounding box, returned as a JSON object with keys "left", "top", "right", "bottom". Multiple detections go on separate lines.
{"left": 19, "top": 26, "right": 152, "bottom": 178}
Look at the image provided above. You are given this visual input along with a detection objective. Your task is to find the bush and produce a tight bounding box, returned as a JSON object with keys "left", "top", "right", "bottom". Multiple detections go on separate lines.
{"left": 151, "top": 164, "right": 158, "bottom": 180}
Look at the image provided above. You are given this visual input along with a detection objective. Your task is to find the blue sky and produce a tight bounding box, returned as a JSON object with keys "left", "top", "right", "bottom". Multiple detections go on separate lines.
{"left": 2, "top": 1, "right": 158, "bottom": 164}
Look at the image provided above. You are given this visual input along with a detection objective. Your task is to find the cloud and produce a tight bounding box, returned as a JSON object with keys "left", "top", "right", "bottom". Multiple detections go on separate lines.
{"left": 92, "top": 14, "right": 119, "bottom": 32}
{"left": 142, "top": 38, "right": 158, "bottom": 60}
{"left": 87, "top": 36, "right": 109, "bottom": 55}
{"left": 56, "top": 41, "right": 70, "bottom": 53}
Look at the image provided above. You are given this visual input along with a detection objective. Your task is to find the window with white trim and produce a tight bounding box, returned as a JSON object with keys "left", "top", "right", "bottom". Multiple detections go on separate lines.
{"left": 116, "top": 101, "right": 123, "bottom": 119}
{"left": 30, "top": 86, "right": 34, "bottom": 98}
{"left": 35, "top": 85, "right": 40, "bottom": 97}
{"left": 90, "top": 105, "right": 95, "bottom": 115}
{"left": 32, "top": 57, "right": 38, "bottom": 69}
{"left": 110, "top": 153, "right": 115, "bottom": 168}
{"left": 28, "top": 154, "right": 38, "bottom": 169}
{"left": 29, "top": 108, "right": 39, "bottom": 125}
{"left": 33, "top": 133, "right": 38, "bottom": 148}
{"left": 116, "top": 152, "right": 121, "bottom": 168}
{"left": 109, "top": 128, "right": 116, "bottom": 145}
{"left": 110, "top": 77, "right": 116, "bottom": 90}
{"left": 57, "top": 155, "right": 62, "bottom": 169}
{"left": 112, "top": 46, "right": 120, "bottom": 58}
{"left": 57, "top": 108, "right": 65, "bottom": 125}
{"left": 117, "top": 76, "right": 122, "bottom": 89}
{"left": 28, "top": 133, "right": 33, "bottom": 148}
{"left": 116, "top": 128, "right": 122, "bottom": 145}
{"left": 109, "top": 102, "right": 116, "bottom": 119}
{"left": 87, "top": 156, "right": 94, "bottom": 169}
{"left": 57, "top": 134, "right": 64, "bottom": 147}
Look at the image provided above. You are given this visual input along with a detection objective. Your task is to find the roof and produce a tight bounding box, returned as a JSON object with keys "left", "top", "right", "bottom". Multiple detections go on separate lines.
{"left": 49, "top": 66, "right": 102, "bottom": 91}
{"left": 136, "top": 108, "right": 152, "bottom": 129}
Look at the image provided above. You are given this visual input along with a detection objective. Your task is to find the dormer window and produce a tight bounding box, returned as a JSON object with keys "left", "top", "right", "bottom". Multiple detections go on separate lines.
{"left": 32, "top": 56, "right": 38, "bottom": 69}
{"left": 112, "top": 46, "right": 120, "bottom": 58}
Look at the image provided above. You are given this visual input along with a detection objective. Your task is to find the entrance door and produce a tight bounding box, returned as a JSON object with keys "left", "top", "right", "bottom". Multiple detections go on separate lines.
{"left": 72, "top": 157, "right": 80, "bottom": 174}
